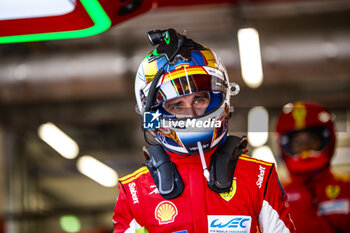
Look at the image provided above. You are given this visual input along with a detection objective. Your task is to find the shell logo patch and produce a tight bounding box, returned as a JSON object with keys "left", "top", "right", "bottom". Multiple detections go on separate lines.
{"left": 155, "top": 201, "right": 178, "bottom": 225}
{"left": 325, "top": 185, "right": 340, "bottom": 199}
{"left": 219, "top": 178, "right": 237, "bottom": 201}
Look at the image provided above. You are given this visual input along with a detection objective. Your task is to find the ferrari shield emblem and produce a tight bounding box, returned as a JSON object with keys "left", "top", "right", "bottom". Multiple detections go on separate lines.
{"left": 219, "top": 178, "right": 237, "bottom": 201}
{"left": 325, "top": 185, "right": 340, "bottom": 199}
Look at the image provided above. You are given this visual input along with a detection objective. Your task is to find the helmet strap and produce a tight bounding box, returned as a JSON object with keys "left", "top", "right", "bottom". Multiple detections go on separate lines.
{"left": 144, "top": 33, "right": 185, "bottom": 113}
{"left": 198, "top": 141, "right": 210, "bottom": 182}
{"left": 142, "top": 30, "right": 186, "bottom": 145}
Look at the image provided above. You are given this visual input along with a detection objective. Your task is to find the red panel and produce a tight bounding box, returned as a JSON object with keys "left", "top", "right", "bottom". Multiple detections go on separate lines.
{"left": 100, "top": 0, "right": 154, "bottom": 27}
{"left": 102, "top": 0, "right": 239, "bottom": 28}
{"left": 104, "top": 0, "right": 270, "bottom": 28}
{"left": 156, "top": 0, "right": 237, "bottom": 7}
{"left": 155, "top": 0, "right": 305, "bottom": 7}
{"left": 0, "top": 0, "right": 94, "bottom": 37}
{"left": 0, "top": 0, "right": 311, "bottom": 39}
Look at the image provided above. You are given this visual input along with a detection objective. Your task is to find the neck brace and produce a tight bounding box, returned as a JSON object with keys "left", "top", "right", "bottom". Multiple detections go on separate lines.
{"left": 144, "top": 135, "right": 247, "bottom": 199}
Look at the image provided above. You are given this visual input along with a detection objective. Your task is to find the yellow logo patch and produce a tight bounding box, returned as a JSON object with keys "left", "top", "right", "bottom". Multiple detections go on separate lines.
{"left": 155, "top": 201, "right": 178, "bottom": 225}
{"left": 292, "top": 102, "right": 307, "bottom": 130}
{"left": 325, "top": 185, "right": 340, "bottom": 199}
{"left": 219, "top": 179, "right": 237, "bottom": 201}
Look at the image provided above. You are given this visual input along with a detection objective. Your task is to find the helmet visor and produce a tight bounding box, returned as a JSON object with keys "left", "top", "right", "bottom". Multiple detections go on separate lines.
{"left": 155, "top": 74, "right": 226, "bottom": 106}
{"left": 280, "top": 126, "right": 332, "bottom": 156}
{"left": 141, "top": 66, "right": 227, "bottom": 109}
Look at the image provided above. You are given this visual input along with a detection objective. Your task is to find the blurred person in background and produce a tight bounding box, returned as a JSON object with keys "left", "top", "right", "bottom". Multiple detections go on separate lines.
{"left": 112, "top": 28, "right": 295, "bottom": 233}
{"left": 276, "top": 101, "right": 350, "bottom": 233}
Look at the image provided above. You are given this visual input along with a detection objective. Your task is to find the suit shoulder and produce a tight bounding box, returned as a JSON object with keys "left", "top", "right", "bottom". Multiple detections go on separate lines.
{"left": 119, "top": 166, "right": 150, "bottom": 185}
{"left": 333, "top": 172, "right": 350, "bottom": 183}
{"left": 237, "top": 154, "right": 277, "bottom": 195}
{"left": 238, "top": 154, "right": 274, "bottom": 168}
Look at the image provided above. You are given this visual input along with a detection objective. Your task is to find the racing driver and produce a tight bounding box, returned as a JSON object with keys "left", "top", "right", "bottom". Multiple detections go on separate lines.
{"left": 276, "top": 102, "right": 350, "bottom": 233}
{"left": 112, "top": 28, "right": 296, "bottom": 233}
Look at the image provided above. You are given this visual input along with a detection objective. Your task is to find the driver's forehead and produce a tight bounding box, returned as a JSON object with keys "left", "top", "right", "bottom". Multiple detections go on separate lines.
{"left": 165, "top": 92, "right": 209, "bottom": 105}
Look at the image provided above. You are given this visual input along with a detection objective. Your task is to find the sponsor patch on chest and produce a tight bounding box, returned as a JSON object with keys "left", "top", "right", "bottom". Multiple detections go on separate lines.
{"left": 286, "top": 191, "right": 302, "bottom": 202}
{"left": 208, "top": 215, "right": 252, "bottom": 233}
{"left": 318, "top": 199, "right": 349, "bottom": 216}
{"left": 155, "top": 201, "right": 178, "bottom": 225}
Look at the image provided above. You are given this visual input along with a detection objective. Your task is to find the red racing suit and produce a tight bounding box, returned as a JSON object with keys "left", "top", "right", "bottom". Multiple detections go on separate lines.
{"left": 112, "top": 149, "right": 296, "bottom": 233}
{"left": 284, "top": 169, "right": 350, "bottom": 233}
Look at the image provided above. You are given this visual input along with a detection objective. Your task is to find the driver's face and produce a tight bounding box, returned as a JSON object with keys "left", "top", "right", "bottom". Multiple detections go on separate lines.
{"left": 164, "top": 91, "right": 210, "bottom": 119}
{"left": 290, "top": 131, "right": 322, "bottom": 155}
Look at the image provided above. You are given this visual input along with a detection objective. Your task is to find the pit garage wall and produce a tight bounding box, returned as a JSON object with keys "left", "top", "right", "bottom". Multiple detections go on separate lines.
{"left": 0, "top": 127, "right": 5, "bottom": 233}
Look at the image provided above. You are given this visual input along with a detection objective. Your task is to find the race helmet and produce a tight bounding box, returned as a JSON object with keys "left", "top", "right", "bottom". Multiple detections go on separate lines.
{"left": 135, "top": 29, "right": 239, "bottom": 155}
{"left": 276, "top": 102, "right": 336, "bottom": 173}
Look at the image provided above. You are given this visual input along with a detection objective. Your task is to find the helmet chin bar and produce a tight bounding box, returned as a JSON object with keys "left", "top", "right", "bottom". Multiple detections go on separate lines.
{"left": 284, "top": 150, "right": 331, "bottom": 174}
{"left": 153, "top": 98, "right": 228, "bottom": 155}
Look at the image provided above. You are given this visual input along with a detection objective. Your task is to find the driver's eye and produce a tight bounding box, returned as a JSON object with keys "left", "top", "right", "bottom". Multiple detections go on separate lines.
{"left": 171, "top": 104, "right": 182, "bottom": 111}
{"left": 194, "top": 98, "right": 205, "bottom": 104}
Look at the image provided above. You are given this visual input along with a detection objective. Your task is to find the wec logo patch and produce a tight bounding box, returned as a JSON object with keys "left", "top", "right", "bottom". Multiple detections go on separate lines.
{"left": 318, "top": 199, "right": 349, "bottom": 215}
{"left": 208, "top": 215, "right": 251, "bottom": 233}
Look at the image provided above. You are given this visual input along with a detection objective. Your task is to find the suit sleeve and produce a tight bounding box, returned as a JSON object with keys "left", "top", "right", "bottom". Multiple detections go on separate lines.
{"left": 258, "top": 165, "right": 296, "bottom": 233}
{"left": 112, "top": 182, "right": 142, "bottom": 233}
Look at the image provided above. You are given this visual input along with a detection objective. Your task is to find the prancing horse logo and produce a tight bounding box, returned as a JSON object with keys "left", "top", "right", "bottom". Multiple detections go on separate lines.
{"left": 219, "top": 178, "right": 237, "bottom": 201}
